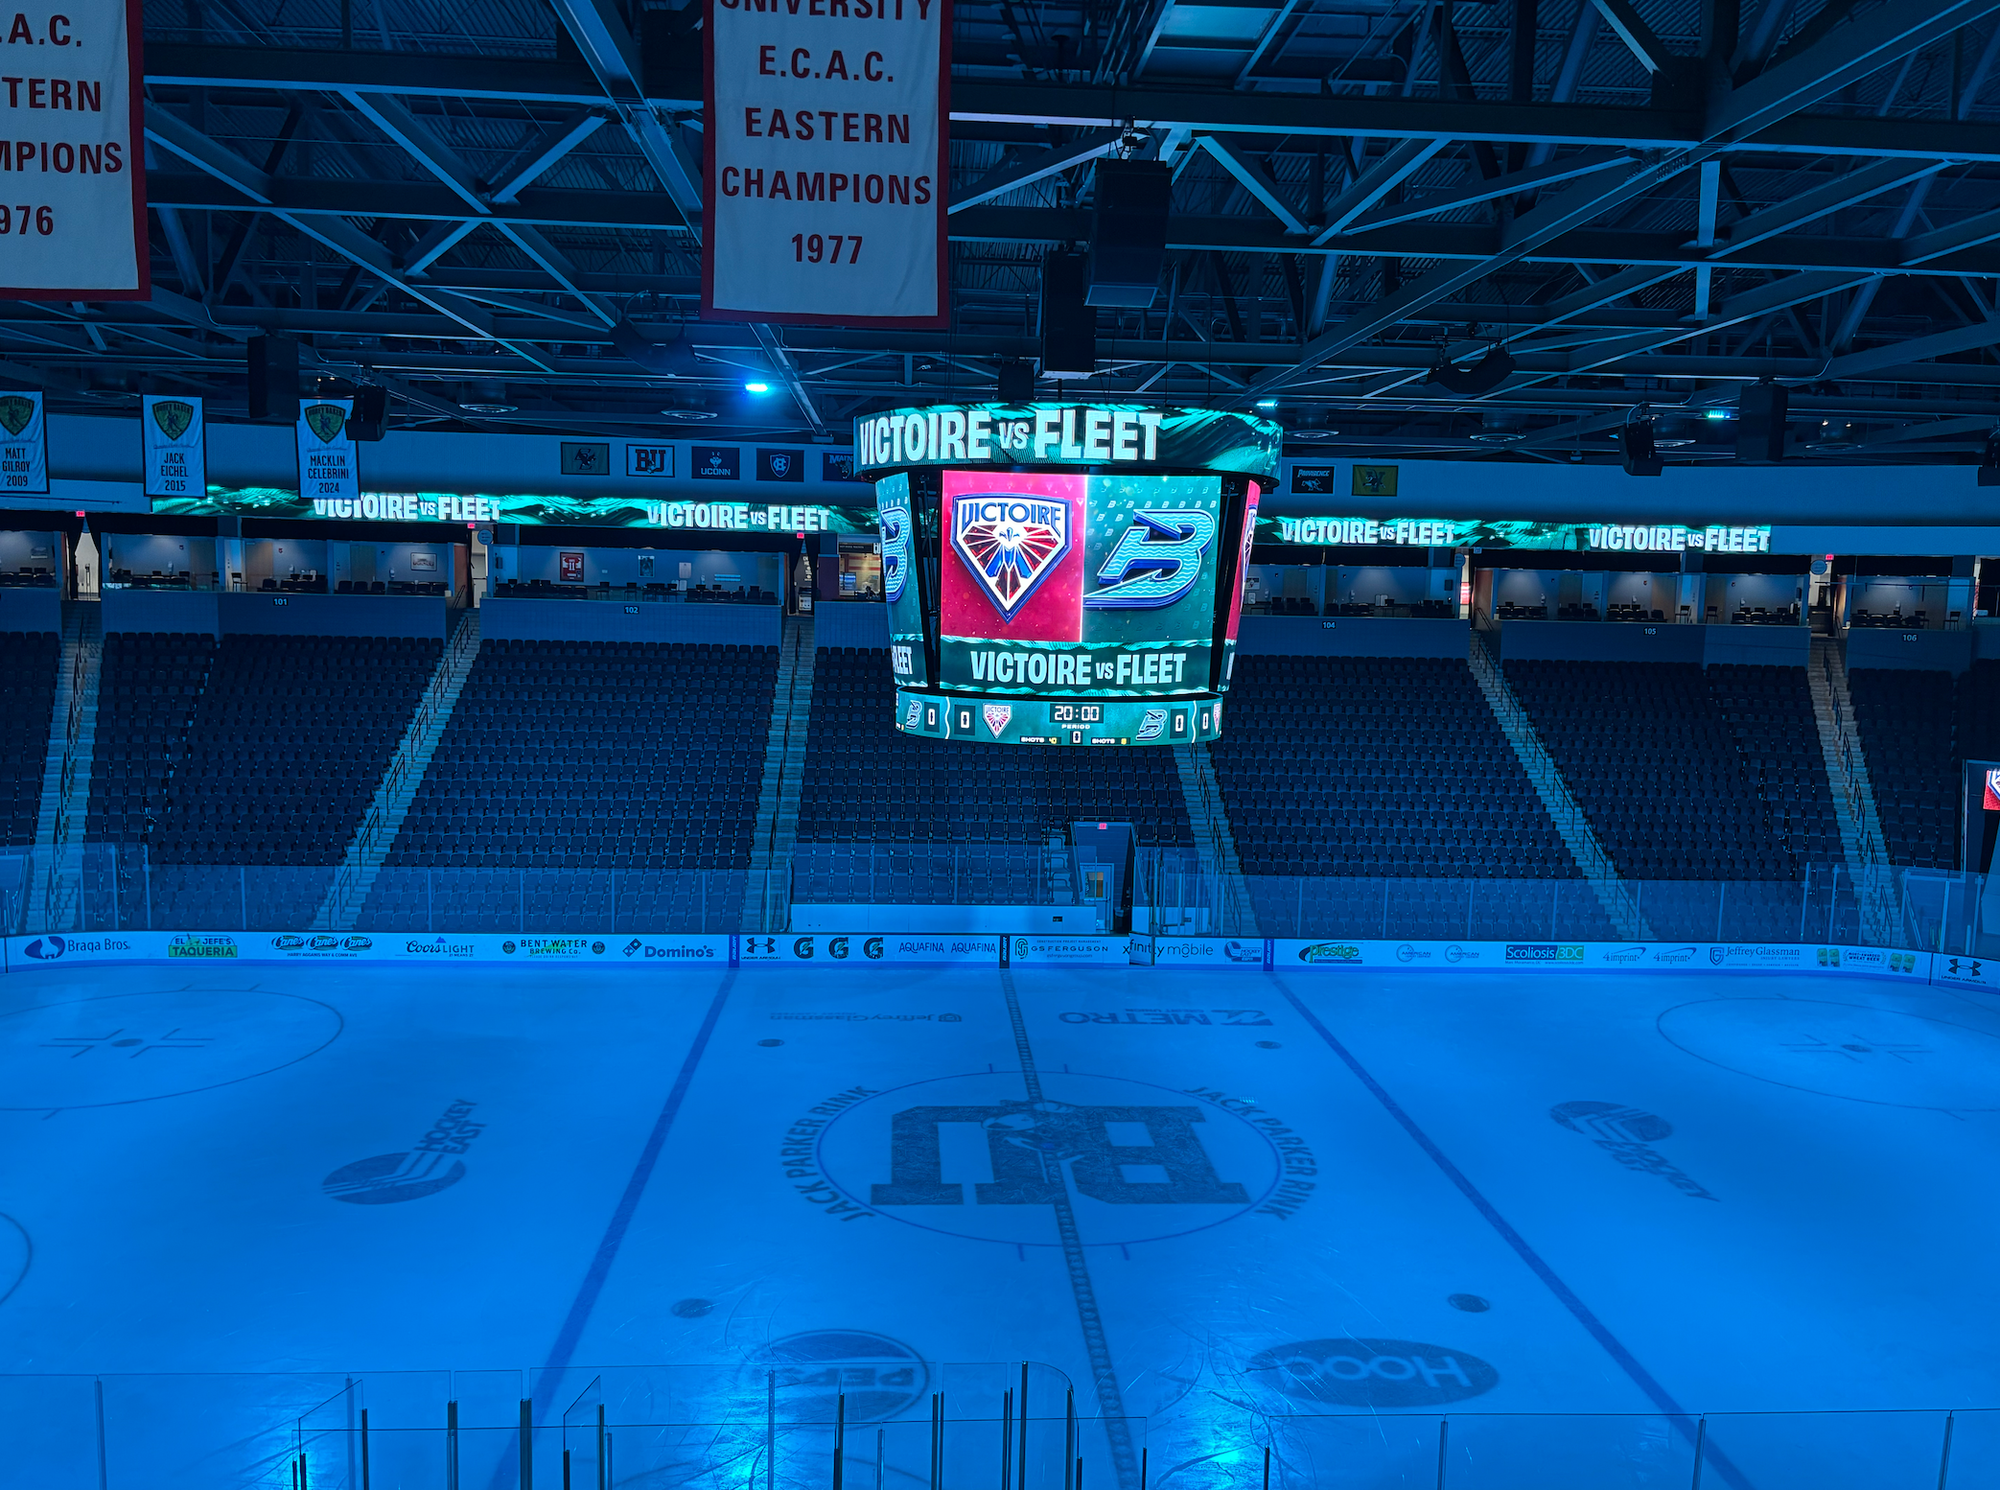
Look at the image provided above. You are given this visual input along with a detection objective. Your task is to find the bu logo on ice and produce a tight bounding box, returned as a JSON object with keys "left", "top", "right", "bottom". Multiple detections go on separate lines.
{"left": 951, "top": 493, "right": 1072, "bottom": 621}
{"left": 870, "top": 1100, "right": 1248, "bottom": 1206}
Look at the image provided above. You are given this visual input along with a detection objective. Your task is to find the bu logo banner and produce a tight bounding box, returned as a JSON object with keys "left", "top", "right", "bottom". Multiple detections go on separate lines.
{"left": 950, "top": 492, "right": 1073, "bottom": 621}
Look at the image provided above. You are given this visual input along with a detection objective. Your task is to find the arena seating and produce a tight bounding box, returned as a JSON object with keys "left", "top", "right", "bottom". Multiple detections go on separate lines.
{"left": 1504, "top": 660, "right": 1816, "bottom": 880}
{"left": 1208, "top": 654, "right": 1608, "bottom": 937}
{"left": 136, "top": 635, "right": 439, "bottom": 926}
{"left": 1704, "top": 664, "right": 1845, "bottom": 874}
{"left": 0, "top": 630, "right": 59, "bottom": 847}
{"left": 362, "top": 638, "right": 776, "bottom": 931}
{"left": 794, "top": 645, "right": 1193, "bottom": 904}
{"left": 1848, "top": 666, "right": 1961, "bottom": 869}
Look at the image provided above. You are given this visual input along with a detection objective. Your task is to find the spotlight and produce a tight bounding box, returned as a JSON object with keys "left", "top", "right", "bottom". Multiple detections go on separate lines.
{"left": 1256, "top": 399, "right": 1278, "bottom": 409}
{"left": 743, "top": 381, "right": 772, "bottom": 394}
{"left": 1704, "top": 408, "right": 1730, "bottom": 421}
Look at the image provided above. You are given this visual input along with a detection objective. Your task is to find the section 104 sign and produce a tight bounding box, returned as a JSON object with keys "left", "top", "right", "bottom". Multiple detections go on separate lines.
{"left": 703, "top": 0, "right": 949, "bottom": 327}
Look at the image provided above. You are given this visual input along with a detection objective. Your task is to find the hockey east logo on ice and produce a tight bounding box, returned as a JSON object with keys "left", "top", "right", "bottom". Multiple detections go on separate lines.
{"left": 322, "top": 1101, "right": 487, "bottom": 1205}
{"left": 1551, "top": 1101, "right": 1716, "bottom": 1200}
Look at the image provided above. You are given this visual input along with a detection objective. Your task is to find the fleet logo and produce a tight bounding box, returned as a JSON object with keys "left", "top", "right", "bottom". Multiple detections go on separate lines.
{"left": 903, "top": 699, "right": 922, "bottom": 730}
{"left": 1551, "top": 1101, "right": 1717, "bottom": 1201}
{"left": 1298, "top": 942, "right": 1362, "bottom": 964}
{"left": 1135, "top": 708, "right": 1168, "bottom": 742}
{"left": 950, "top": 492, "right": 1073, "bottom": 621}
{"left": 982, "top": 704, "right": 1012, "bottom": 738}
{"left": 322, "top": 1100, "right": 485, "bottom": 1205}
{"left": 879, "top": 485, "right": 912, "bottom": 604}
{"left": 1247, "top": 1339, "right": 1497, "bottom": 1408}
{"left": 1084, "top": 508, "right": 1218, "bottom": 609}
{"left": 1505, "top": 943, "right": 1583, "bottom": 963}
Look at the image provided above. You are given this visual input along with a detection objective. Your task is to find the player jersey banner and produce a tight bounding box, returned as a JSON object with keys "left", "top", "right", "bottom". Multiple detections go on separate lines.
{"left": 0, "top": 0, "right": 146, "bottom": 299}
{"left": 939, "top": 469, "right": 1222, "bottom": 698}
{"left": 703, "top": 0, "right": 949, "bottom": 327}
{"left": 0, "top": 392, "right": 47, "bottom": 494}
{"left": 141, "top": 395, "right": 205, "bottom": 498}
{"left": 295, "top": 399, "right": 358, "bottom": 504}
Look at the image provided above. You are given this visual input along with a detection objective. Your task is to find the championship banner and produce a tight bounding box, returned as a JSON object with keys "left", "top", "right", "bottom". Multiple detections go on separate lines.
{"left": 141, "top": 395, "right": 205, "bottom": 497}
{"left": 296, "top": 399, "right": 359, "bottom": 503}
{"left": 0, "top": 392, "right": 48, "bottom": 493}
{"left": 0, "top": 0, "right": 146, "bottom": 299}
{"left": 703, "top": 0, "right": 949, "bottom": 327}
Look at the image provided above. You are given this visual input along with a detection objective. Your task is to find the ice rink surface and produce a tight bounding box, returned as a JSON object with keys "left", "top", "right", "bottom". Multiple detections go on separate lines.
{"left": 3, "top": 959, "right": 2000, "bottom": 1490}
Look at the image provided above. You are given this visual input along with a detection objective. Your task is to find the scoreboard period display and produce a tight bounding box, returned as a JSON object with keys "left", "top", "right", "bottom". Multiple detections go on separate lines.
{"left": 854, "top": 403, "right": 1282, "bottom": 746}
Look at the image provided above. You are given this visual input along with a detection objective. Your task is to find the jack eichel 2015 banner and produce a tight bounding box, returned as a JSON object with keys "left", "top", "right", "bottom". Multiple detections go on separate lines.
{"left": 0, "top": 0, "right": 147, "bottom": 299}
{"left": 703, "top": 0, "right": 949, "bottom": 327}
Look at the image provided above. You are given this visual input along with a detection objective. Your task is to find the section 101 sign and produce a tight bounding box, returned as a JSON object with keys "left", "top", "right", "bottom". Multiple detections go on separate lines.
{"left": 703, "top": 0, "right": 948, "bottom": 327}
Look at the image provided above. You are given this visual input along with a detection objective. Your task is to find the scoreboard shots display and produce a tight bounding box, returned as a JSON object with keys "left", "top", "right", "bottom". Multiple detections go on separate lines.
{"left": 856, "top": 403, "right": 1282, "bottom": 746}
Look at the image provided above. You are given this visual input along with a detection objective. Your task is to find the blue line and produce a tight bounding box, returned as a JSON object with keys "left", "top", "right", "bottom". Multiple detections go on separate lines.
{"left": 1273, "top": 977, "right": 1753, "bottom": 1490}
{"left": 542, "top": 972, "right": 736, "bottom": 1377}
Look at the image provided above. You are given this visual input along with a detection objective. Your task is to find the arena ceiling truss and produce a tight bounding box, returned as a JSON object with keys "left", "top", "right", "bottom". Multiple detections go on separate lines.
{"left": 20, "top": 0, "right": 2000, "bottom": 462}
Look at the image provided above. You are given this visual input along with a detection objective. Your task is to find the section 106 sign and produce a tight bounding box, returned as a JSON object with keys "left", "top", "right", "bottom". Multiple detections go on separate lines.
{"left": 703, "top": 0, "right": 948, "bottom": 326}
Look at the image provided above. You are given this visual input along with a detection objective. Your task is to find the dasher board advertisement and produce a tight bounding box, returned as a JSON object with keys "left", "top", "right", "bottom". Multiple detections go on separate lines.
{"left": 704, "top": 0, "right": 950, "bottom": 327}
{"left": 939, "top": 469, "right": 1223, "bottom": 698}
{"left": 0, "top": 0, "right": 147, "bottom": 299}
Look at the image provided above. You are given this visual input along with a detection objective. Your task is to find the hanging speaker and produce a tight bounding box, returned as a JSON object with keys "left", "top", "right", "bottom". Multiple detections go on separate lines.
{"left": 349, "top": 385, "right": 389, "bottom": 442}
{"left": 1621, "top": 418, "right": 1662, "bottom": 477}
{"left": 1086, "top": 159, "right": 1171, "bottom": 308}
{"left": 1040, "top": 251, "right": 1097, "bottom": 377}
{"left": 1737, "top": 381, "right": 1789, "bottom": 464}
{"left": 248, "top": 336, "right": 300, "bottom": 422}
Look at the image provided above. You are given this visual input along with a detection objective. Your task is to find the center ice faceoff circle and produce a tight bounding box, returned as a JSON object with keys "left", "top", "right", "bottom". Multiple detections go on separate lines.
{"left": 815, "top": 1071, "right": 1287, "bottom": 1246}
{"left": 1658, "top": 998, "right": 2000, "bottom": 1110}
{"left": 0, "top": 990, "right": 344, "bottom": 1109}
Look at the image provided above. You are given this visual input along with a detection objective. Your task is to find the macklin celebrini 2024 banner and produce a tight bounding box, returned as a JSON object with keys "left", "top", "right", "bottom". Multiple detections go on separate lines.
{"left": 0, "top": 0, "right": 146, "bottom": 298}
{"left": 704, "top": 0, "right": 948, "bottom": 326}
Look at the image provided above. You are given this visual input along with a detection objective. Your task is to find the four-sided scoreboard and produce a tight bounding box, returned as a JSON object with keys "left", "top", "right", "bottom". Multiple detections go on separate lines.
{"left": 853, "top": 403, "right": 1282, "bottom": 746}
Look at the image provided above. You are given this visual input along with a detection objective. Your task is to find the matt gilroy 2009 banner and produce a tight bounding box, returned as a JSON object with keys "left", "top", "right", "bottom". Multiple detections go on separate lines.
{"left": 703, "top": 0, "right": 949, "bottom": 327}
{"left": 0, "top": 0, "right": 147, "bottom": 298}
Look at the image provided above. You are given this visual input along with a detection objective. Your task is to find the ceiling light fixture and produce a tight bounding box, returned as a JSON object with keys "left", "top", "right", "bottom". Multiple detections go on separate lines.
{"left": 744, "top": 381, "right": 772, "bottom": 394}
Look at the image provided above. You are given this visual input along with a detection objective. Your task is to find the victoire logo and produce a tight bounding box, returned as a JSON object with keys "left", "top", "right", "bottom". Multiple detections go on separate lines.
{"left": 1505, "top": 943, "right": 1583, "bottom": 963}
{"left": 1248, "top": 1338, "right": 1498, "bottom": 1408}
{"left": 322, "top": 1100, "right": 486, "bottom": 1206}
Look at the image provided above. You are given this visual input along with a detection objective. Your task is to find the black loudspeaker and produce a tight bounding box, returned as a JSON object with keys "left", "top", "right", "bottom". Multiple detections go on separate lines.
{"left": 1737, "top": 381, "right": 1789, "bottom": 464}
{"left": 1621, "top": 419, "right": 1662, "bottom": 477}
{"left": 997, "top": 362, "right": 1033, "bottom": 402}
{"left": 350, "top": 385, "right": 389, "bottom": 442}
{"left": 1087, "top": 159, "right": 1171, "bottom": 308}
{"left": 248, "top": 336, "right": 300, "bottom": 422}
{"left": 1041, "top": 251, "right": 1097, "bottom": 377}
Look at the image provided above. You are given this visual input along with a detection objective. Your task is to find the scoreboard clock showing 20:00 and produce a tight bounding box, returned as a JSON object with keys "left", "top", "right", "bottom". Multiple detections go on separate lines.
{"left": 855, "top": 403, "right": 1283, "bottom": 747}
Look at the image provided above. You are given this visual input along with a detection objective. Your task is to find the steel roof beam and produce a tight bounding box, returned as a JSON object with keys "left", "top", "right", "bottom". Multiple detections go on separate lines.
{"left": 1332, "top": 148, "right": 1637, "bottom": 235}
{"left": 1587, "top": 0, "right": 1675, "bottom": 74}
{"left": 1707, "top": 0, "right": 2000, "bottom": 143}
{"left": 950, "top": 129, "right": 1123, "bottom": 213}
{"left": 1200, "top": 135, "right": 1309, "bottom": 233}
{"left": 1312, "top": 137, "right": 1451, "bottom": 242}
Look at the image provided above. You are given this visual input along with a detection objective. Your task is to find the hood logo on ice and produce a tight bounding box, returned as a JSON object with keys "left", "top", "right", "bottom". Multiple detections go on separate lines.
{"left": 1550, "top": 1101, "right": 1717, "bottom": 1201}
{"left": 1248, "top": 1338, "right": 1497, "bottom": 1407}
{"left": 323, "top": 1100, "right": 485, "bottom": 1205}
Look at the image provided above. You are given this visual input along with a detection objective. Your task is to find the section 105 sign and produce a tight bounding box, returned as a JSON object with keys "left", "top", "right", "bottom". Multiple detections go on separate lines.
{"left": 703, "top": 0, "right": 949, "bottom": 327}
